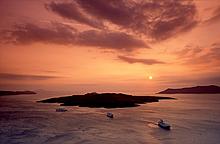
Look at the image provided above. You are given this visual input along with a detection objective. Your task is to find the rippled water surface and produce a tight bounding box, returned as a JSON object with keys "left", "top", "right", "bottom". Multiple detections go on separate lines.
{"left": 1, "top": 93, "right": 220, "bottom": 144}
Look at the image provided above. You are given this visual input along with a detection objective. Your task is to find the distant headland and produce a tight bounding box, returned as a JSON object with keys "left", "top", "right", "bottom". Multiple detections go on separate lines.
{"left": 0, "top": 91, "right": 36, "bottom": 96}
{"left": 38, "top": 92, "right": 174, "bottom": 108}
{"left": 158, "top": 85, "right": 220, "bottom": 94}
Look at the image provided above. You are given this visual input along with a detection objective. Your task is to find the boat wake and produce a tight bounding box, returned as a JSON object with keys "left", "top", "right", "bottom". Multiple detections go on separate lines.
{"left": 145, "top": 120, "right": 158, "bottom": 128}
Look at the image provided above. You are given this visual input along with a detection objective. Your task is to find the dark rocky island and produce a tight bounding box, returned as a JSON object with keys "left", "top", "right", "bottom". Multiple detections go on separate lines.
{"left": 158, "top": 85, "right": 220, "bottom": 94}
{"left": 0, "top": 90, "right": 36, "bottom": 96}
{"left": 38, "top": 92, "right": 174, "bottom": 108}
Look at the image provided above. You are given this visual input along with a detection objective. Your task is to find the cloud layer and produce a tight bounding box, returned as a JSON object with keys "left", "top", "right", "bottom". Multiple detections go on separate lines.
{"left": 2, "top": 23, "right": 148, "bottom": 51}
{"left": 47, "top": 0, "right": 198, "bottom": 40}
{"left": 0, "top": 73, "right": 59, "bottom": 80}
{"left": 1, "top": 0, "right": 198, "bottom": 52}
{"left": 158, "top": 73, "right": 220, "bottom": 86}
{"left": 46, "top": 2, "right": 104, "bottom": 29}
{"left": 204, "top": 6, "right": 220, "bottom": 24}
{"left": 176, "top": 43, "right": 220, "bottom": 66}
{"left": 118, "top": 55, "right": 165, "bottom": 65}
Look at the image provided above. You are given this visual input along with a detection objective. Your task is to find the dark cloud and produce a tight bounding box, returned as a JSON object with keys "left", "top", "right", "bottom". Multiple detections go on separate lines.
{"left": 2, "top": 23, "right": 147, "bottom": 51}
{"left": 135, "top": 0, "right": 197, "bottom": 40}
{"left": 204, "top": 6, "right": 220, "bottom": 24}
{"left": 118, "top": 55, "right": 165, "bottom": 65}
{"left": 75, "top": 0, "right": 132, "bottom": 26}
{"left": 0, "top": 73, "right": 60, "bottom": 80}
{"left": 48, "top": 0, "right": 198, "bottom": 40}
{"left": 2, "top": 23, "right": 76, "bottom": 45}
{"left": 46, "top": 2, "right": 104, "bottom": 29}
{"left": 77, "top": 30, "right": 148, "bottom": 51}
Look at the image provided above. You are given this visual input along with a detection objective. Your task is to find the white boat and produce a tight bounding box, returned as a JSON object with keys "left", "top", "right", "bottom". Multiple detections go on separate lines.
{"left": 56, "top": 108, "right": 67, "bottom": 112}
{"left": 106, "top": 112, "right": 113, "bottom": 118}
{"left": 158, "top": 119, "right": 171, "bottom": 130}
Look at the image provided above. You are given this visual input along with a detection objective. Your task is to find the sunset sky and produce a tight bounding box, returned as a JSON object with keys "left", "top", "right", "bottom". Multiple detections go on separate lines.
{"left": 0, "top": 0, "right": 220, "bottom": 94}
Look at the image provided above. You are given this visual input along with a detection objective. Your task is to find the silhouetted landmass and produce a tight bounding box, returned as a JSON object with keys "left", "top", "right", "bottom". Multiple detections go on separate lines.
{"left": 0, "top": 91, "right": 36, "bottom": 96}
{"left": 158, "top": 85, "right": 220, "bottom": 94}
{"left": 38, "top": 92, "right": 174, "bottom": 108}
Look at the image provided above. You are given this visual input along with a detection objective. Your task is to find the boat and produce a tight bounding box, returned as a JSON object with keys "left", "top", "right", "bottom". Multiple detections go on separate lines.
{"left": 56, "top": 107, "right": 67, "bottom": 112}
{"left": 106, "top": 112, "right": 114, "bottom": 118}
{"left": 158, "top": 119, "right": 171, "bottom": 130}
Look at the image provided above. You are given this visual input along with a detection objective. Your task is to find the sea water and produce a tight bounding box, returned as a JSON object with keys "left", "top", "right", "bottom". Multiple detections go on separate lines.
{"left": 0, "top": 93, "right": 220, "bottom": 144}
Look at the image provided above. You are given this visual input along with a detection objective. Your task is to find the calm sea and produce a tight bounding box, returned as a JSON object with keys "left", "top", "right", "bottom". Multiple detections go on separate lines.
{"left": 0, "top": 93, "right": 220, "bottom": 144}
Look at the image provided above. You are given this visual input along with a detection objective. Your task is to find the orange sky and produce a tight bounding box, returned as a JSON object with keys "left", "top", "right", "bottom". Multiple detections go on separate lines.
{"left": 0, "top": 0, "right": 220, "bottom": 94}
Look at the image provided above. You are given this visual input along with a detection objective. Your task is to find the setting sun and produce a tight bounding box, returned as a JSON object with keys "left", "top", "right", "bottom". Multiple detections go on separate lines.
{"left": 149, "top": 76, "right": 153, "bottom": 80}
